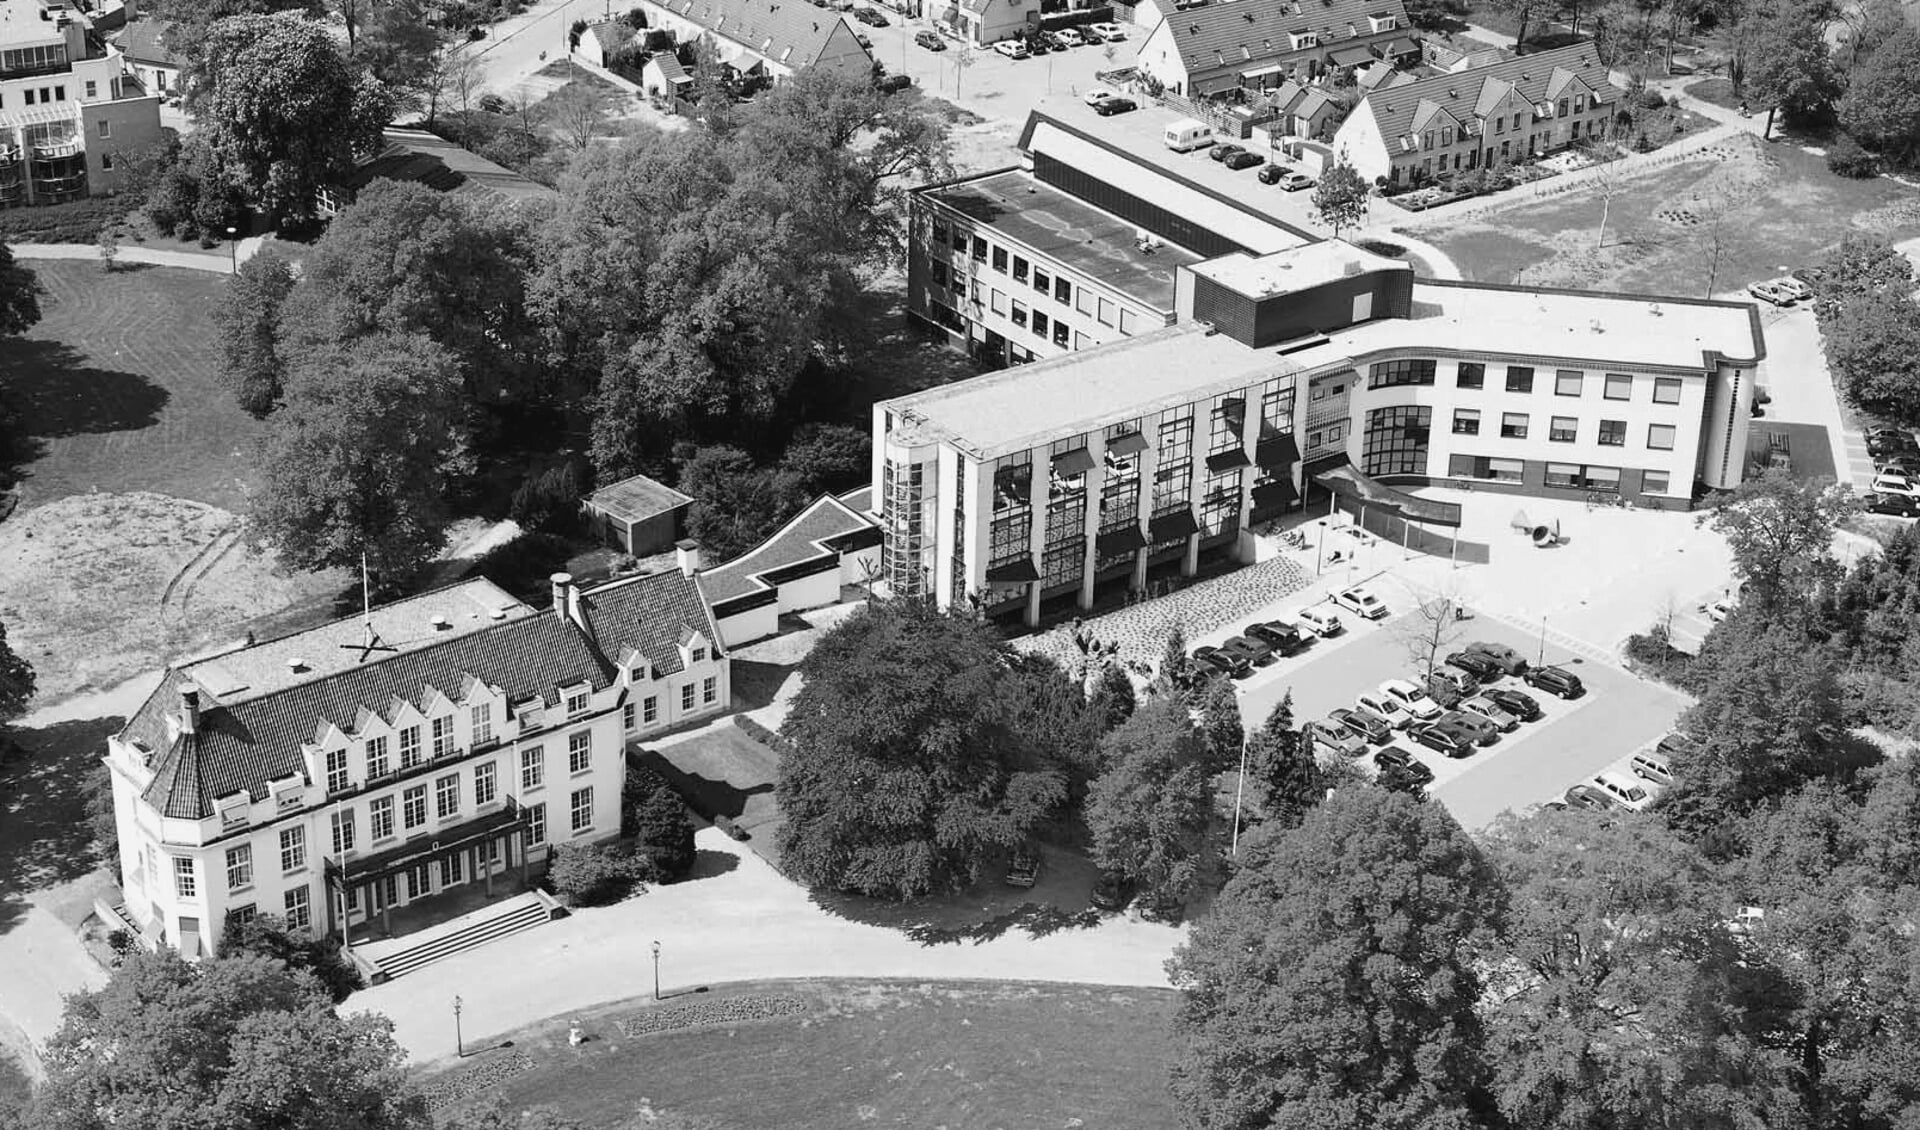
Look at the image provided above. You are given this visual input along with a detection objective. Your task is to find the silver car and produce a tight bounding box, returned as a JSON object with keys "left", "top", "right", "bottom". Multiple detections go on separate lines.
{"left": 1459, "top": 695, "right": 1518, "bottom": 732}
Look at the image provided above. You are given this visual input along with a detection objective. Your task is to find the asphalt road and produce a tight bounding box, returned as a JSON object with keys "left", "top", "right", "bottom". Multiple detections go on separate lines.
{"left": 1231, "top": 598, "right": 1689, "bottom": 830}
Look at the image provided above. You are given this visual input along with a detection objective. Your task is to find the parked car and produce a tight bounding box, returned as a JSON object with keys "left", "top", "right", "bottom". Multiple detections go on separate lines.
{"left": 1005, "top": 848, "right": 1039, "bottom": 887}
{"left": 1209, "top": 143, "right": 1247, "bottom": 163}
{"left": 1866, "top": 492, "right": 1920, "bottom": 518}
{"left": 1464, "top": 640, "right": 1528, "bottom": 674}
{"left": 854, "top": 6, "right": 889, "bottom": 24}
{"left": 1290, "top": 605, "right": 1344, "bottom": 636}
{"left": 1335, "top": 585, "right": 1389, "bottom": 619}
{"left": 1631, "top": 751, "right": 1675, "bottom": 786}
{"left": 1091, "top": 871, "right": 1136, "bottom": 910}
{"left": 1444, "top": 650, "right": 1504, "bottom": 682}
{"left": 1420, "top": 674, "right": 1464, "bottom": 709}
{"left": 992, "top": 39, "right": 1029, "bottom": 58}
{"left": 1355, "top": 691, "right": 1414, "bottom": 730}
{"left": 1219, "top": 635, "right": 1272, "bottom": 669}
{"left": 1706, "top": 597, "right": 1737, "bottom": 622}
{"left": 1409, "top": 721, "right": 1474, "bottom": 759}
{"left": 1086, "top": 21, "right": 1125, "bottom": 39}
{"left": 1428, "top": 666, "right": 1480, "bottom": 699}
{"left": 1523, "top": 664, "right": 1585, "bottom": 699}
{"left": 915, "top": 29, "right": 946, "bottom": 49}
{"left": 1331, "top": 706, "right": 1393, "bottom": 745}
{"left": 1747, "top": 280, "right": 1796, "bottom": 306}
{"left": 1380, "top": 678, "right": 1442, "bottom": 721}
{"left": 1028, "top": 30, "right": 1061, "bottom": 50}
{"left": 1483, "top": 686, "right": 1542, "bottom": 722}
{"left": 1223, "top": 150, "right": 1264, "bottom": 170}
{"left": 1246, "top": 620, "right": 1306, "bottom": 655}
{"left": 1878, "top": 455, "right": 1920, "bottom": 476}
{"left": 1052, "top": 27, "right": 1085, "bottom": 46}
{"left": 875, "top": 72, "right": 913, "bottom": 93}
{"left": 1871, "top": 472, "right": 1919, "bottom": 498}
{"left": 1592, "top": 770, "right": 1654, "bottom": 811}
{"left": 1774, "top": 276, "right": 1813, "bottom": 302}
{"left": 1373, "top": 745, "right": 1433, "bottom": 785}
{"left": 1191, "top": 645, "right": 1247, "bottom": 678}
{"left": 1083, "top": 88, "right": 1118, "bottom": 107}
{"left": 1308, "top": 721, "right": 1367, "bottom": 759}
{"left": 1091, "top": 96, "right": 1137, "bottom": 116}
{"left": 1866, "top": 428, "right": 1919, "bottom": 459}
{"left": 1458, "top": 695, "right": 1519, "bottom": 732}
{"left": 1655, "top": 731, "right": 1699, "bottom": 760}
{"left": 1437, "top": 709, "right": 1499, "bottom": 746}
{"left": 1564, "top": 783, "right": 1617, "bottom": 811}
{"left": 1266, "top": 169, "right": 1314, "bottom": 191}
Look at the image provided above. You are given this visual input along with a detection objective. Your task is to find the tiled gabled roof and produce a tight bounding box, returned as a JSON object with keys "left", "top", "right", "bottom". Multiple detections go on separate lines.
{"left": 573, "top": 568, "right": 722, "bottom": 677}
{"left": 1355, "top": 43, "right": 1618, "bottom": 149}
{"left": 1160, "top": 0, "right": 1409, "bottom": 79}
{"left": 657, "top": 0, "right": 858, "bottom": 68}
{"left": 117, "top": 18, "right": 187, "bottom": 67}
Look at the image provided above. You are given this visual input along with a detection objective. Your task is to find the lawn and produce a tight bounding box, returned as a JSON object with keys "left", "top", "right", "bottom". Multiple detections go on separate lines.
{"left": 1417, "top": 132, "right": 1920, "bottom": 296}
{"left": 425, "top": 979, "right": 1183, "bottom": 1130}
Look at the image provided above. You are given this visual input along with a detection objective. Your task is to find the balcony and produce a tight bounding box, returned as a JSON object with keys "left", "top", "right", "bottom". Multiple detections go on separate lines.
{"left": 32, "top": 140, "right": 82, "bottom": 160}
{"left": 0, "top": 148, "right": 19, "bottom": 165}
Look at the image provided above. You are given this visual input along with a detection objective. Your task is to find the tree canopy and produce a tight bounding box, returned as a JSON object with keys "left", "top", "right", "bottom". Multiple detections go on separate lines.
{"left": 0, "top": 618, "right": 34, "bottom": 725}
{"left": 1702, "top": 468, "right": 1854, "bottom": 612}
{"left": 1310, "top": 159, "right": 1369, "bottom": 238}
{"left": 1086, "top": 697, "right": 1217, "bottom": 917}
{"left": 214, "top": 249, "right": 297, "bottom": 416}
{"left": 0, "top": 245, "right": 40, "bottom": 336}
{"left": 1837, "top": 23, "right": 1920, "bottom": 165}
{"left": 1744, "top": 0, "right": 1841, "bottom": 127}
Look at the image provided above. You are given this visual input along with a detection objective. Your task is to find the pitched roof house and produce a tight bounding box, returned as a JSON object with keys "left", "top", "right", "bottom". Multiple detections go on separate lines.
{"left": 1330, "top": 43, "right": 1621, "bottom": 185}
{"left": 631, "top": 0, "right": 874, "bottom": 80}
{"left": 1135, "top": 0, "right": 1415, "bottom": 98}
{"left": 576, "top": 19, "right": 637, "bottom": 66}
{"left": 115, "top": 18, "right": 186, "bottom": 98}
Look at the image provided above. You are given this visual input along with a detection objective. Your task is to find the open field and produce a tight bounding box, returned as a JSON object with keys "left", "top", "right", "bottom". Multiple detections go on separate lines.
{"left": 1420, "top": 132, "right": 1920, "bottom": 294}
{"left": 426, "top": 979, "right": 1182, "bottom": 1130}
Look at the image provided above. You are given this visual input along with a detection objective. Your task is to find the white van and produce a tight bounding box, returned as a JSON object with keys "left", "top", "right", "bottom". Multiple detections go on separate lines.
{"left": 1593, "top": 770, "right": 1653, "bottom": 811}
{"left": 1164, "top": 118, "right": 1215, "bottom": 152}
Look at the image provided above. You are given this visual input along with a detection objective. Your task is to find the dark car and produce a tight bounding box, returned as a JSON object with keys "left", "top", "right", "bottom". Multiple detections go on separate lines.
{"left": 875, "top": 72, "right": 913, "bottom": 93}
{"left": 1246, "top": 620, "right": 1305, "bottom": 655}
{"left": 1223, "top": 150, "right": 1264, "bottom": 170}
{"left": 1464, "top": 640, "right": 1528, "bottom": 675}
{"left": 1437, "top": 710, "right": 1499, "bottom": 747}
{"left": 1523, "top": 664, "right": 1585, "bottom": 699}
{"left": 915, "top": 29, "right": 946, "bottom": 49}
{"left": 1421, "top": 674, "right": 1465, "bottom": 710}
{"left": 1445, "top": 650, "right": 1504, "bottom": 682}
{"left": 1656, "top": 731, "right": 1700, "bottom": 760}
{"left": 1373, "top": 745, "right": 1434, "bottom": 785}
{"left": 854, "top": 5, "right": 889, "bottom": 23}
{"left": 1868, "top": 492, "right": 1920, "bottom": 518}
{"left": 1191, "top": 645, "right": 1247, "bottom": 678}
{"left": 1091, "top": 96, "right": 1137, "bottom": 116}
{"left": 1091, "top": 871, "right": 1136, "bottom": 911}
{"left": 1880, "top": 455, "right": 1920, "bottom": 476}
{"left": 1564, "top": 784, "right": 1618, "bottom": 811}
{"left": 1005, "top": 848, "right": 1039, "bottom": 887}
{"left": 1219, "top": 635, "right": 1272, "bottom": 669}
{"left": 1331, "top": 706, "right": 1392, "bottom": 745}
{"left": 1409, "top": 721, "right": 1474, "bottom": 759}
{"left": 1867, "top": 429, "right": 1918, "bottom": 459}
{"left": 1209, "top": 143, "right": 1246, "bottom": 163}
{"left": 1483, "top": 686, "right": 1543, "bottom": 722}
{"left": 1256, "top": 163, "right": 1287, "bottom": 184}
{"left": 1024, "top": 31, "right": 1055, "bottom": 52}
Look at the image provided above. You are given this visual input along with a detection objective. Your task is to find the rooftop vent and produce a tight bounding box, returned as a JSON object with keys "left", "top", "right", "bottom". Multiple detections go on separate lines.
{"left": 490, "top": 607, "right": 509, "bottom": 620}
{"left": 431, "top": 615, "right": 451, "bottom": 631}
{"left": 1243, "top": 11, "right": 1254, "bottom": 20}
{"left": 287, "top": 657, "right": 309, "bottom": 674}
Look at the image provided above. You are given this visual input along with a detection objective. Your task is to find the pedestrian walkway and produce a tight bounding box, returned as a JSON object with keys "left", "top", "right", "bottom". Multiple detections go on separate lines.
{"left": 6, "top": 240, "right": 241, "bottom": 274}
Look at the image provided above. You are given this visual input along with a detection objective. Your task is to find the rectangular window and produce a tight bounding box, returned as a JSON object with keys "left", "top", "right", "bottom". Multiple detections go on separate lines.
{"left": 428, "top": 715, "right": 451, "bottom": 759}
{"left": 365, "top": 735, "right": 389, "bottom": 780}
{"left": 1367, "top": 358, "right": 1437, "bottom": 389}
{"left": 331, "top": 806, "right": 355, "bottom": 854}
{"left": 1555, "top": 370, "right": 1584, "bottom": 396}
{"left": 174, "top": 855, "right": 196, "bottom": 898}
{"left": 1505, "top": 366, "right": 1534, "bottom": 393}
{"left": 1010, "top": 299, "right": 1027, "bottom": 329}
{"left": 1054, "top": 277, "right": 1071, "bottom": 305}
{"left": 279, "top": 825, "right": 306, "bottom": 873}
{"left": 622, "top": 702, "right": 636, "bottom": 732}
{"left": 325, "top": 747, "right": 350, "bottom": 794}
{"left": 283, "top": 886, "right": 311, "bottom": 932}
{"left": 101, "top": 153, "right": 113, "bottom": 171}
{"left": 436, "top": 772, "right": 459, "bottom": 819}
{"left": 991, "top": 246, "right": 1007, "bottom": 273}
{"left": 527, "top": 802, "right": 547, "bottom": 845}
{"left": 642, "top": 695, "right": 658, "bottom": 724}
{"left": 1500, "top": 413, "right": 1529, "bottom": 439}
{"left": 521, "top": 747, "right": 544, "bottom": 791}
{"left": 226, "top": 844, "right": 252, "bottom": 891}
{"left": 680, "top": 683, "right": 696, "bottom": 712}
{"left": 1032, "top": 267, "right": 1050, "bottom": 294}
{"left": 1647, "top": 423, "right": 1677, "bottom": 450}
{"left": 1642, "top": 469, "right": 1671, "bottom": 494}
{"left": 1012, "top": 255, "right": 1028, "bottom": 283}
{"left": 1544, "top": 462, "right": 1581, "bottom": 488}
{"left": 370, "top": 796, "right": 395, "bottom": 840}
{"left": 474, "top": 762, "right": 498, "bottom": 807}
{"left": 1604, "top": 373, "right": 1633, "bottom": 400}
{"left": 471, "top": 703, "right": 494, "bottom": 746}
{"left": 97, "top": 117, "right": 110, "bottom": 137}
{"left": 568, "top": 731, "right": 592, "bottom": 774}
{"left": 1032, "top": 310, "right": 1049, "bottom": 338}
{"left": 402, "top": 785, "right": 427, "bottom": 830}
{"left": 1549, "top": 416, "right": 1578, "bottom": 442}
{"left": 440, "top": 852, "right": 463, "bottom": 887}
{"left": 85, "top": 79, "right": 97, "bottom": 99}
{"left": 1598, "top": 419, "right": 1627, "bottom": 446}
{"left": 703, "top": 676, "right": 718, "bottom": 704}
{"left": 1585, "top": 465, "right": 1621, "bottom": 492}
{"left": 1076, "top": 288, "right": 1093, "bottom": 316}
{"left": 399, "top": 725, "right": 421, "bottom": 769}
{"left": 1653, "top": 377, "right": 1683, "bottom": 404}
{"left": 1457, "top": 362, "right": 1485, "bottom": 389}
{"left": 231, "top": 902, "right": 257, "bottom": 927}
{"left": 570, "top": 787, "right": 593, "bottom": 834}
{"left": 1097, "top": 296, "right": 1115, "bottom": 326}
{"left": 1452, "top": 409, "right": 1480, "bottom": 435}
{"left": 930, "top": 261, "right": 948, "bottom": 289}
{"left": 971, "top": 235, "right": 986, "bottom": 261}
{"left": 566, "top": 690, "right": 589, "bottom": 716}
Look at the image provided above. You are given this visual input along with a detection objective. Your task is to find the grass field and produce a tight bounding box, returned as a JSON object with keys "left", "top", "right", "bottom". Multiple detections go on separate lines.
{"left": 427, "top": 979, "right": 1183, "bottom": 1130}
{"left": 1419, "top": 132, "right": 1920, "bottom": 295}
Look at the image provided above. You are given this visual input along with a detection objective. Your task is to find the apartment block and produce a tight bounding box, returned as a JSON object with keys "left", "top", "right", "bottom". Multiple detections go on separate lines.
{"left": 0, "top": 0, "right": 162, "bottom": 207}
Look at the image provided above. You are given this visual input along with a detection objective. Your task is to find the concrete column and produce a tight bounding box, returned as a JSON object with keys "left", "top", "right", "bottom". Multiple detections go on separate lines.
{"left": 1078, "top": 435, "right": 1105, "bottom": 611}
{"left": 379, "top": 882, "right": 391, "bottom": 937}
{"left": 485, "top": 843, "right": 495, "bottom": 897}
{"left": 1181, "top": 534, "right": 1201, "bottom": 577}
{"left": 1132, "top": 420, "right": 1158, "bottom": 593}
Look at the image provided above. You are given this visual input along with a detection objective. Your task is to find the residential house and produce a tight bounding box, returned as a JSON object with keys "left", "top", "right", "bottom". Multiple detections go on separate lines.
{"left": 1134, "top": 0, "right": 1416, "bottom": 99}
{"left": 0, "top": 0, "right": 163, "bottom": 208}
{"left": 932, "top": 0, "right": 1040, "bottom": 45}
{"left": 576, "top": 19, "right": 636, "bottom": 66}
{"left": 1331, "top": 43, "right": 1621, "bottom": 186}
{"left": 317, "top": 128, "right": 559, "bottom": 217}
{"left": 114, "top": 18, "right": 183, "bottom": 101}
{"left": 641, "top": 51, "right": 695, "bottom": 98}
{"left": 630, "top": 0, "right": 874, "bottom": 82}
{"left": 1262, "top": 78, "right": 1341, "bottom": 138}
{"left": 105, "top": 571, "right": 732, "bottom": 960}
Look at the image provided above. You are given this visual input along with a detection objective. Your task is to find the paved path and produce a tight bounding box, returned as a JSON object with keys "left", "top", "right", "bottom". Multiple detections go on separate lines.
{"left": 5, "top": 239, "right": 261, "bottom": 274}
{"left": 352, "top": 826, "right": 1182, "bottom": 1067}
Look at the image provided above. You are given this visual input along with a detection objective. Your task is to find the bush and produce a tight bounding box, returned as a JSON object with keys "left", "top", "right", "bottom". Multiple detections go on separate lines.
{"left": 547, "top": 841, "right": 654, "bottom": 906}
{"left": 733, "top": 713, "right": 794, "bottom": 755}
{"left": 568, "top": 17, "right": 587, "bottom": 47}
{"left": 220, "top": 911, "right": 363, "bottom": 1001}
{"left": 508, "top": 461, "right": 584, "bottom": 535}
{"left": 1826, "top": 135, "right": 1881, "bottom": 179}
{"left": 713, "top": 814, "right": 749, "bottom": 841}
{"left": 106, "top": 929, "right": 137, "bottom": 964}
{"left": 1625, "top": 625, "right": 1693, "bottom": 686}
{"left": 623, "top": 767, "right": 697, "bottom": 880}
{"left": 1636, "top": 88, "right": 1669, "bottom": 111}
{"left": 0, "top": 195, "right": 134, "bottom": 244}
{"left": 622, "top": 6, "right": 646, "bottom": 26}
{"left": 469, "top": 531, "right": 580, "bottom": 599}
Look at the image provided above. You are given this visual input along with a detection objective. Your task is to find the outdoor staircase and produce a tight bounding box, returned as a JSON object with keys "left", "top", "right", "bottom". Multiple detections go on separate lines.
{"left": 360, "top": 891, "right": 565, "bottom": 984}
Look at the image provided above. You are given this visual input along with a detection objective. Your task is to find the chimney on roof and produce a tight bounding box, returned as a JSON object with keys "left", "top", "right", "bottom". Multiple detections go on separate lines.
{"left": 675, "top": 539, "right": 702, "bottom": 578}
{"left": 179, "top": 683, "right": 200, "bottom": 736}
{"left": 431, "top": 614, "right": 451, "bottom": 631}
{"left": 550, "top": 572, "right": 575, "bottom": 620}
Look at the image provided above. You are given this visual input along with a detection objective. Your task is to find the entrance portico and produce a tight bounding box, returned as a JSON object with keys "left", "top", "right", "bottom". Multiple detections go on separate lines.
{"left": 324, "top": 800, "right": 533, "bottom": 947}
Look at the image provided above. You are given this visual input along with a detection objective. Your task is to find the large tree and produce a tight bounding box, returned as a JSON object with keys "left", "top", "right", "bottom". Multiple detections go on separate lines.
{"left": 1086, "top": 697, "right": 1217, "bottom": 917}
{"left": 774, "top": 601, "right": 1064, "bottom": 899}
{"left": 213, "top": 249, "right": 296, "bottom": 416}
{"left": 0, "top": 244, "right": 39, "bottom": 336}
{"left": 676, "top": 445, "right": 806, "bottom": 562}
{"left": 355, "top": 0, "right": 445, "bottom": 117}
{"left": 1243, "top": 693, "right": 1321, "bottom": 830}
{"left": 1703, "top": 467, "right": 1855, "bottom": 612}
{"left": 1744, "top": 0, "right": 1842, "bottom": 128}
{"left": 34, "top": 949, "right": 425, "bottom": 1130}
{"left": 191, "top": 12, "right": 393, "bottom": 222}
{"left": 249, "top": 330, "right": 471, "bottom": 583}
{"left": 1169, "top": 789, "right": 1501, "bottom": 1130}
{"left": 1825, "top": 289, "right": 1920, "bottom": 425}
{"left": 1837, "top": 25, "right": 1920, "bottom": 164}
{"left": 1310, "top": 159, "right": 1369, "bottom": 238}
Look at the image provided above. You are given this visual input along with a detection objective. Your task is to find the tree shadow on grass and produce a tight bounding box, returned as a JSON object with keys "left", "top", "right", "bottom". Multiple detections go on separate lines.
{"left": 682, "top": 849, "right": 741, "bottom": 882}
{"left": 902, "top": 902, "right": 1105, "bottom": 946}
{"left": 0, "top": 714, "right": 121, "bottom": 935}
{"left": 632, "top": 747, "right": 773, "bottom": 822}
{"left": 804, "top": 884, "right": 1109, "bottom": 948}
{"left": 0, "top": 339, "right": 169, "bottom": 442}
{"left": 727, "top": 658, "right": 797, "bottom": 713}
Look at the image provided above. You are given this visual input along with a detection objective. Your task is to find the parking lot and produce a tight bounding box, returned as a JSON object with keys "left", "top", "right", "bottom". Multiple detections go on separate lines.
{"left": 1225, "top": 583, "right": 1690, "bottom": 830}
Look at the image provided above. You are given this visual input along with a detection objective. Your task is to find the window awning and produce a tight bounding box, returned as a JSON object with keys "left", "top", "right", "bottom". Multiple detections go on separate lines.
{"left": 1052, "top": 447, "right": 1096, "bottom": 475}
{"left": 985, "top": 557, "right": 1040, "bottom": 583}
{"left": 1096, "top": 525, "right": 1147, "bottom": 556}
{"left": 1251, "top": 481, "right": 1299, "bottom": 509}
{"left": 1149, "top": 509, "right": 1200, "bottom": 542}
{"left": 1256, "top": 434, "right": 1300, "bottom": 467}
{"left": 1206, "top": 448, "right": 1251, "bottom": 473}
{"left": 1311, "top": 465, "right": 1463, "bottom": 527}
{"left": 1242, "top": 61, "right": 1290, "bottom": 78}
{"left": 1107, "top": 431, "right": 1149, "bottom": 456}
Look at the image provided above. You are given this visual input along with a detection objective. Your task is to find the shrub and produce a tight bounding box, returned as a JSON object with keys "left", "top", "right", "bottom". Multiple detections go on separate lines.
{"left": 469, "top": 531, "right": 580, "bottom": 599}
{"left": 547, "top": 841, "right": 654, "bottom": 906}
{"left": 508, "top": 461, "right": 584, "bottom": 535}
{"left": 0, "top": 195, "right": 134, "bottom": 244}
{"left": 713, "top": 814, "right": 749, "bottom": 841}
{"left": 106, "top": 929, "right": 137, "bottom": 964}
{"left": 1636, "top": 88, "right": 1669, "bottom": 111}
{"left": 1826, "top": 134, "right": 1880, "bottom": 179}
{"left": 622, "top": 6, "right": 646, "bottom": 26}
{"left": 220, "top": 911, "right": 363, "bottom": 1001}
{"left": 1625, "top": 625, "right": 1693, "bottom": 686}
{"left": 623, "top": 767, "right": 697, "bottom": 880}
{"left": 733, "top": 714, "right": 795, "bottom": 755}
{"left": 568, "top": 17, "right": 587, "bottom": 47}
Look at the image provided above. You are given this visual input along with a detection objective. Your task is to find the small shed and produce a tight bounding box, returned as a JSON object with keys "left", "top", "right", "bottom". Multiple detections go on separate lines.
{"left": 577, "top": 20, "right": 637, "bottom": 66}
{"left": 642, "top": 53, "right": 695, "bottom": 98}
{"left": 584, "top": 473, "right": 695, "bottom": 556}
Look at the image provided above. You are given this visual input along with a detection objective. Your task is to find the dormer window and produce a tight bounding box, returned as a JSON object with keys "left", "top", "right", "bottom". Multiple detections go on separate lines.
{"left": 521, "top": 701, "right": 545, "bottom": 730}
{"left": 1289, "top": 30, "right": 1316, "bottom": 48}
{"left": 471, "top": 702, "right": 494, "bottom": 746}
{"left": 1367, "top": 13, "right": 1395, "bottom": 31}
{"left": 691, "top": 647, "right": 708, "bottom": 664}
{"left": 566, "top": 689, "right": 590, "bottom": 716}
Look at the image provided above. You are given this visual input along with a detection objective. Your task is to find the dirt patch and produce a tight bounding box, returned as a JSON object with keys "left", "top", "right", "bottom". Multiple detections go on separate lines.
{"left": 0, "top": 492, "right": 347, "bottom": 705}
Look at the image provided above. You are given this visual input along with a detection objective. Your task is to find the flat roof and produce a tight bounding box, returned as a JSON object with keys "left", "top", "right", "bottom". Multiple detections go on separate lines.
{"left": 588, "top": 471, "right": 694, "bottom": 523}
{"left": 1193, "top": 243, "right": 1412, "bottom": 299}
{"left": 925, "top": 169, "right": 1199, "bottom": 313}
{"left": 883, "top": 270, "right": 1764, "bottom": 459}
{"left": 701, "top": 494, "right": 876, "bottom": 603}
{"left": 0, "top": 0, "right": 66, "bottom": 48}
{"left": 181, "top": 579, "right": 535, "bottom": 705}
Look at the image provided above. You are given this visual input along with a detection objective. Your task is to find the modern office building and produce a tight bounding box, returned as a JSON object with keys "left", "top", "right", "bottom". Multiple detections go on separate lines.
{"left": 0, "top": 0, "right": 163, "bottom": 207}
{"left": 105, "top": 571, "right": 730, "bottom": 959}
{"left": 882, "top": 132, "right": 1764, "bottom": 625}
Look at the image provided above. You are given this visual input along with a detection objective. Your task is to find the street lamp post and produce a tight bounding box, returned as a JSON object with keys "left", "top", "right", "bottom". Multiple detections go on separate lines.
{"left": 1538, "top": 616, "right": 1547, "bottom": 667}
{"left": 453, "top": 995, "right": 464, "bottom": 1057}
{"left": 650, "top": 939, "right": 661, "bottom": 1000}
{"left": 225, "top": 225, "right": 238, "bottom": 274}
